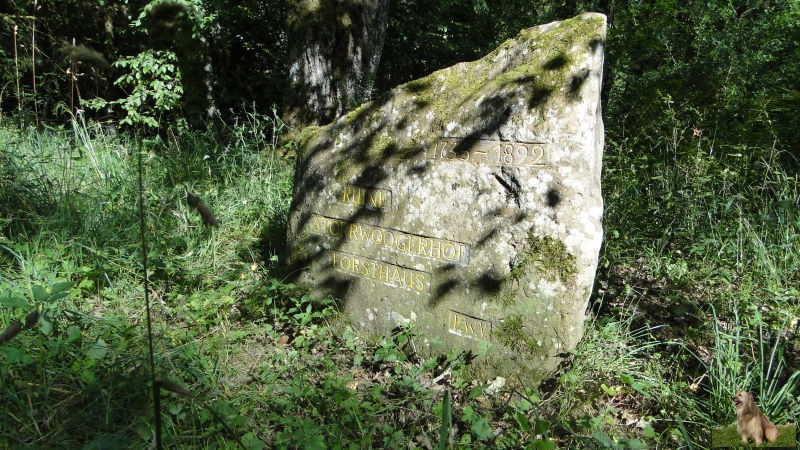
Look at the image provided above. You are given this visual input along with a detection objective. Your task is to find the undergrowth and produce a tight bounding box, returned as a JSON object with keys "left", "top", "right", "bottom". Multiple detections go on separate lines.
{"left": 0, "top": 108, "right": 798, "bottom": 449}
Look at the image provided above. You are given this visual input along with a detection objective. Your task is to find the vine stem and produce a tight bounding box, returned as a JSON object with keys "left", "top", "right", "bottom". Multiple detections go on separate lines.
{"left": 138, "top": 143, "right": 162, "bottom": 450}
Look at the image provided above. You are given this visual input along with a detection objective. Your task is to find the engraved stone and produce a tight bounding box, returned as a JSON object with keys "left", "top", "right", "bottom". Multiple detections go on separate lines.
{"left": 287, "top": 13, "right": 606, "bottom": 384}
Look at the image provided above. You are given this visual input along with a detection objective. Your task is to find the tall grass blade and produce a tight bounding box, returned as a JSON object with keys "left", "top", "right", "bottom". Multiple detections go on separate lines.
{"left": 438, "top": 390, "right": 451, "bottom": 450}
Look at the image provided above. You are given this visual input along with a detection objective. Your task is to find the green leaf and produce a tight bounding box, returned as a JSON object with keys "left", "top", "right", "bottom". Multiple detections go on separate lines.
{"left": 31, "top": 284, "right": 48, "bottom": 302}
{"left": 0, "top": 346, "right": 32, "bottom": 364}
{"left": 601, "top": 383, "right": 618, "bottom": 396}
{"left": 534, "top": 419, "right": 550, "bottom": 435}
{"left": 39, "top": 318, "right": 53, "bottom": 336}
{"left": 51, "top": 281, "right": 74, "bottom": 295}
{"left": 514, "top": 412, "right": 532, "bottom": 432}
{"left": 560, "top": 370, "right": 578, "bottom": 385}
{"left": 46, "top": 291, "right": 71, "bottom": 303}
{"left": 87, "top": 338, "right": 109, "bottom": 360}
{"left": 469, "top": 416, "right": 492, "bottom": 441}
{"left": 616, "top": 438, "right": 650, "bottom": 449}
{"left": 168, "top": 403, "right": 183, "bottom": 415}
{"left": 65, "top": 325, "right": 81, "bottom": 343}
{"left": 462, "top": 405, "right": 474, "bottom": 419}
{"left": 0, "top": 295, "right": 31, "bottom": 309}
{"left": 241, "top": 432, "right": 267, "bottom": 450}
{"left": 592, "top": 431, "right": 614, "bottom": 447}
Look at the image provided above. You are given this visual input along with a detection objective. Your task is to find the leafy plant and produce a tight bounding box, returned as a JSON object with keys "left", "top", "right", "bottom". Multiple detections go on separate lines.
{"left": 84, "top": 50, "right": 184, "bottom": 128}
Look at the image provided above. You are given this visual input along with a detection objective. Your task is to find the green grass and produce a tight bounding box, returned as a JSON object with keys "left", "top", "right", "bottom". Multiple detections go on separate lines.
{"left": 712, "top": 423, "right": 796, "bottom": 448}
{"left": 1, "top": 107, "right": 799, "bottom": 449}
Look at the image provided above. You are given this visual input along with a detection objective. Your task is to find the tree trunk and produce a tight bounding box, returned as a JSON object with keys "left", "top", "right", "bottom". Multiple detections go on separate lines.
{"left": 285, "top": 0, "right": 390, "bottom": 127}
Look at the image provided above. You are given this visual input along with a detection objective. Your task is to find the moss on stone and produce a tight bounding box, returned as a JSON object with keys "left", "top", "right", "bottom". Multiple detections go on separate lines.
{"left": 498, "top": 290, "right": 517, "bottom": 307}
{"left": 495, "top": 232, "right": 576, "bottom": 309}
{"left": 494, "top": 314, "right": 524, "bottom": 348}
{"left": 394, "top": 15, "right": 596, "bottom": 137}
{"left": 513, "top": 232, "right": 576, "bottom": 283}
{"left": 494, "top": 313, "right": 549, "bottom": 357}
{"left": 332, "top": 132, "right": 400, "bottom": 181}
{"left": 404, "top": 78, "right": 431, "bottom": 94}
{"left": 291, "top": 125, "right": 322, "bottom": 159}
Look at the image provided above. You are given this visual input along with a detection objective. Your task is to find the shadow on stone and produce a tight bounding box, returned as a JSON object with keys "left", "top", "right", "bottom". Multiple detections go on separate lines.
{"left": 542, "top": 54, "right": 569, "bottom": 70}
{"left": 473, "top": 272, "right": 504, "bottom": 294}
{"left": 589, "top": 37, "right": 605, "bottom": 53}
{"left": 321, "top": 275, "right": 353, "bottom": 301}
{"left": 475, "top": 229, "right": 498, "bottom": 248}
{"left": 529, "top": 86, "right": 552, "bottom": 108}
{"left": 546, "top": 188, "right": 561, "bottom": 208}
{"left": 431, "top": 279, "right": 460, "bottom": 306}
{"left": 568, "top": 69, "right": 591, "bottom": 99}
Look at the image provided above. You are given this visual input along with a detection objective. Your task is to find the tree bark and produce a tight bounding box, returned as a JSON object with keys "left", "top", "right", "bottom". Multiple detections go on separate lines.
{"left": 285, "top": 0, "right": 390, "bottom": 127}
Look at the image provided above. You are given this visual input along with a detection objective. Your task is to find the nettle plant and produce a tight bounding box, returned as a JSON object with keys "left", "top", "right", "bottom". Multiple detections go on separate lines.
{"left": 84, "top": 49, "right": 183, "bottom": 128}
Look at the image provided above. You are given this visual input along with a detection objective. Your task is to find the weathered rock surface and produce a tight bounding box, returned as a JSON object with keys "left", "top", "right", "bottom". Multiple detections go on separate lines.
{"left": 287, "top": 13, "right": 606, "bottom": 383}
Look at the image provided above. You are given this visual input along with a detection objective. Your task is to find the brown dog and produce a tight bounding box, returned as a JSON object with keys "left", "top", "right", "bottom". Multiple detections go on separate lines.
{"left": 733, "top": 391, "right": 780, "bottom": 445}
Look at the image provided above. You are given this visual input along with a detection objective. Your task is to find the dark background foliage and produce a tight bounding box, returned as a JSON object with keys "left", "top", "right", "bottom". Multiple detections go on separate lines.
{"left": 0, "top": 0, "right": 796, "bottom": 146}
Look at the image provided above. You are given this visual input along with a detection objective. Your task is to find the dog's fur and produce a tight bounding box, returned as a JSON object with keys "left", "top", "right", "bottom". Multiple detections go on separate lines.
{"left": 733, "top": 391, "right": 779, "bottom": 445}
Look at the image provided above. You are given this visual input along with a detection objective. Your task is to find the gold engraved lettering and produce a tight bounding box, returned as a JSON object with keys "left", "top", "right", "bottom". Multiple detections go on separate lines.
{"left": 396, "top": 234, "right": 408, "bottom": 252}
{"left": 390, "top": 267, "right": 402, "bottom": 284}
{"left": 312, "top": 215, "right": 347, "bottom": 237}
{"left": 369, "top": 190, "right": 386, "bottom": 209}
{"left": 309, "top": 214, "right": 471, "bottom": 264}
{"left": 339, "top": 185, "right": 391, "bottom": 210}
{"left": 429, "top": 138, "right": 546, "bottom": 167}
{"left": 414, "top": 273, "right": 425, "bottom": 291}
{"left": 417, "top": 237, "right": 429, "bottom": 257}
{"left": 450, "top": 311, "right": 464, "bottom": 331}
{"left": 430, "top": 239, "right": 441, "bottom": 259}
{"left": 448, "top": 310, "right": 492, "bottom": 341}
{"left": 529, "top": 145, "right": 544, "bottom": 166}
{"left": 340, "top": 185, "right": 365, "bottom": 205}
{"left": 348, "top": 223, "right": 360, "bottom": 239}
{"left": 357, "top": 257, "right": 369, "bottom": 276}
{"left": 330, "top": 250, "right": 430, "bottom": 292}
{"left": 329, "top": 219, "right": 341, "bottom": 236}
{"left": 442, "top": 243, "right": 456, "bottom": 261}
{"left": 378, "top": 262, "right": 389, "bottom": 282}
{"left": 464, "top": 319, "right": 476, "bottom": 336}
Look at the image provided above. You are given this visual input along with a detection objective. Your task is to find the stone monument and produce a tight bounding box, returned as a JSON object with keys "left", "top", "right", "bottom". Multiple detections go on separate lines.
{"left": 287, "top": 13, "right": 606, "bottom": 383}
